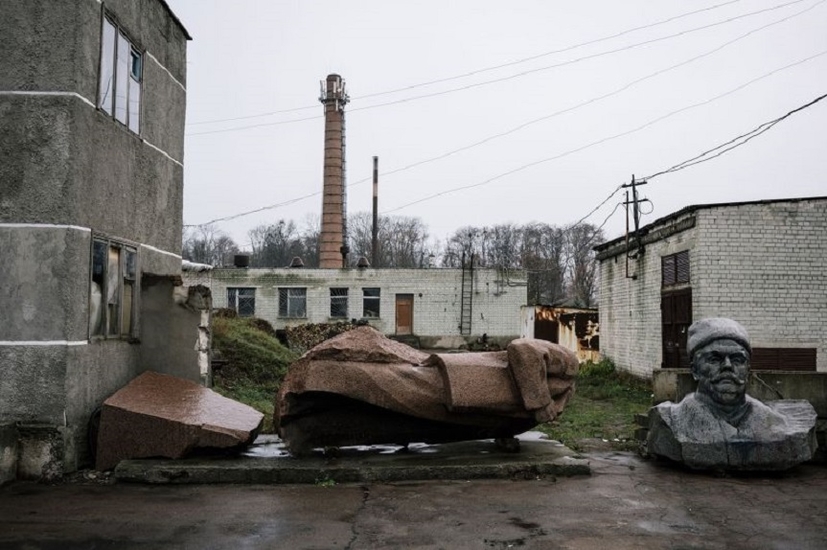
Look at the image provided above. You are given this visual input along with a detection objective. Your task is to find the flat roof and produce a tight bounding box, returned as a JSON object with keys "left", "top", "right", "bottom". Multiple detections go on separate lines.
{"left": 594, "top": 195, "right": 827, "bottom": 252}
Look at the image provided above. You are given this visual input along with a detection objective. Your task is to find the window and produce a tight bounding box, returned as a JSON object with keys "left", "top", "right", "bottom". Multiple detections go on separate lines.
{"left": 90, "top": 237, "right": 138, "bottom": 338}
{"left": 227, "top": 288, "right": 256, "bottom": 317}
{"left": 98, "top": 17, "right": 142, "bottom": 133}
{"left": 330, "top": 288, "right": 348, "bottom": 318}
{"left": 662, "top": 250, "right": 690, "bottom": 287}
{"left": 362, "top": 288, "right": 381, "bottom": 318}
{"left": 279, "top": 288, "right": 307, "bottom": 318}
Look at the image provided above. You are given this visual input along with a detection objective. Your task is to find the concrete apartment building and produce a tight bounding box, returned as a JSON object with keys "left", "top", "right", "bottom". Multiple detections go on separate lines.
{"left": 0, "top": 0, "right": 198, "bottom": 482}
{"left": 594, "top": 197, "right": 827, "bottom": 379}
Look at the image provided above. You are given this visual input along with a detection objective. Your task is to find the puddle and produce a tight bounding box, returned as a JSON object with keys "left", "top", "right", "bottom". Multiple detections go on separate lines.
{"left": 240, "top": 431, "right": 554, "bottom": 459}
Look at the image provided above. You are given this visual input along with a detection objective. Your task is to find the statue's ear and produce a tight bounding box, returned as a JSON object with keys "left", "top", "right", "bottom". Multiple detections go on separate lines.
{"left": 690, "top": 358, "right": 701, "bottom": 381}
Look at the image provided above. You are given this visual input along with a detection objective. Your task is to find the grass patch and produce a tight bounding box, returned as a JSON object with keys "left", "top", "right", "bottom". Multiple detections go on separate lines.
{"left": 211, "top": 315, "right": 299, "bottom": 433}
{"left": 538, "top": 359, "right": 652, "bottom": 452}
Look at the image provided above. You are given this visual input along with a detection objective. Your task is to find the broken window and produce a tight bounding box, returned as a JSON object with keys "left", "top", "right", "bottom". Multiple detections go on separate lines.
{"left": 362, "top": 288, "right": 381, "bottom": 318}
{"left": 330, "top": 288, "right": 348, "bottom": 318}
{"left": 98, "top": 16, "right": 142, "bottom": 134}
{"left": 90, "top": 237, "right": 138, "bottom": 338}
{"left": 279, "top": 288, "right": 307, "bottom": 318}
{"left": 662, "top": 250, "right": 690, "bottom": 287}
{"left": 227, "top": 288, "right": 256, "bottom": 317}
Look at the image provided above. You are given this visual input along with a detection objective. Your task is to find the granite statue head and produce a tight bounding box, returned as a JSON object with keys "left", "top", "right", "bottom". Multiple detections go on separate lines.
{"left": 688, "top": 318, "right": 751, "bottom": 407}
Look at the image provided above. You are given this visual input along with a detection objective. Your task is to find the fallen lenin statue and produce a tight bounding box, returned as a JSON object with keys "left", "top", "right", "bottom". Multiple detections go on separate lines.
{"left": 275, "top": 326, "right": 578, "bottom": 455}
{"left": 647, "top": 317, "right": 817, "bottom": 471}
{"left": 95, "top": 371, "right": 264, "bottom": 471}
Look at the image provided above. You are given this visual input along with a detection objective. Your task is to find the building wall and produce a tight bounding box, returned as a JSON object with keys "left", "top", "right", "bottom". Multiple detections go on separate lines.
{"left": 598, "top": 199, "right": 827, "bottom": 378}
{"left": 692, "top": 201, "right": 827, "bottom": 369}
{"left": 191, "top": 267, "right": 527, "bottom": 344}
{"left": 0, "top": 0, "right": 189, "bottom": 478}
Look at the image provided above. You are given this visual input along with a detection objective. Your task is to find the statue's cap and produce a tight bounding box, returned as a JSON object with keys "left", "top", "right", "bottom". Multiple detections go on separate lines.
{"left": 687, "top": 318, "right": 751, "bottom": 359}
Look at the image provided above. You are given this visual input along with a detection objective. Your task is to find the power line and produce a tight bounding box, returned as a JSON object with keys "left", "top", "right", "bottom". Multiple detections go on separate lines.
{"left": 382, "top": 48, "right": 827, "bottom": 215}
{"left": 645, "top": 91, "right": 827, "bottom": 180}
{"left": 185, "top": 0, "right": 810, "bottom": 137}
{"left": 185, "top": 0, "right": 746, "bottom": 127}
{"left": 349, "top": 0, "right": 810, "bottom": 115}
{"left": 342, "top": 1, "right": 820, "bottom": 191}
{"left": 185, "top": 48, "right": 826, "bottom": 229}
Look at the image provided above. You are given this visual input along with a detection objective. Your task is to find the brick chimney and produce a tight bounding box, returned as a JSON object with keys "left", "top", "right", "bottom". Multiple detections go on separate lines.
{"left": 318, "top": 74, "right": 349, "bottom": 268}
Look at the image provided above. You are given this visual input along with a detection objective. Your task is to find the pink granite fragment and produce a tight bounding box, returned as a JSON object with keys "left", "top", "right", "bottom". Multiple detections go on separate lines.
{"left": 96, "top": 371, "right": 263, "bottom": 470}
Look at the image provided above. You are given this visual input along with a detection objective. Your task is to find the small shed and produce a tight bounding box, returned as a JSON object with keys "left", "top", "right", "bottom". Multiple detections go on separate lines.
{"left": 520, "top": 306, "right": 599, "bottom": 363}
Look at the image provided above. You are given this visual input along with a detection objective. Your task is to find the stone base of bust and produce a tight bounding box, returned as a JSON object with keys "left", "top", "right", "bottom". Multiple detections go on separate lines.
{"left": 647, "top": 394, "right": 818, "bottom": 471}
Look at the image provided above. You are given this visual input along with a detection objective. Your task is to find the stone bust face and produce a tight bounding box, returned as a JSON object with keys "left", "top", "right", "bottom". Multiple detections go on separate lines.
{"left": 691, "top": 338, "right": 750, "bottom": 406}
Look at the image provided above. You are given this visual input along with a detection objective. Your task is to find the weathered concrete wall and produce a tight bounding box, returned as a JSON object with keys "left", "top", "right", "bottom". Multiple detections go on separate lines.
{"left": 186, "top": 268, "right": 527, "bottom": 341}
{"left": 0, "top": 0, "right": 100, "bottom": 94}
{"left": 0, "top": 227, "right": 90, "bottom": 341}
{"left": 0, "top": 0, "right": 189, "bottom": 478}
{"left": 139, "top": 278, "right": 211, "bottom": 383}
{"left": 598, "top": 199, "right": 827, "bottom": 378}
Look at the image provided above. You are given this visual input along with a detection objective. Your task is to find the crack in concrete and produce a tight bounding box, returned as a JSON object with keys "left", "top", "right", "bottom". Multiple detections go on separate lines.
{"left": 344, "top": 485, "right": 371, "bottom": 550}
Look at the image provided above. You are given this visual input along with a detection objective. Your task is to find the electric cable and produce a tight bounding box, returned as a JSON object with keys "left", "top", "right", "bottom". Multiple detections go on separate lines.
{"left": 382, "top": 48, "right": 827, "bottom": 215}
{"left": 341, "top": 0, "right": 821, "bottom": 191}
{"left": 645, "top": 91, "right": 827, "bottom": 180}
{"left": 185, "top": 0, "right": 812, "bottom": 136}
{"left": 186, "top": 0, "right": 747, "bottom": 127}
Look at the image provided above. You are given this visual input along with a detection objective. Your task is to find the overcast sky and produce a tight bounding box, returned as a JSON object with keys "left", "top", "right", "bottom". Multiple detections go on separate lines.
{"left": 166, "top": 0, "right": 827, "bottom": 250}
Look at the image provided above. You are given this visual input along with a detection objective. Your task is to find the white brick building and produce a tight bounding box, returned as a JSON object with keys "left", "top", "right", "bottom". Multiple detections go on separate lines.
{"left": 594, "top": 197, "right": 827, "bottom": 378}
{"left": 183, "top": 266, "right": 528, "bottom": 348}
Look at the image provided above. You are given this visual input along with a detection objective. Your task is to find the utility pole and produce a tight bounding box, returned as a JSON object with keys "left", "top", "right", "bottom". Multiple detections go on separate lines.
{"left": 372, "top": 156, "right": 379, "bottom": 267}
{"left": 622, "top": 175, "right": 648, "bottom": 277}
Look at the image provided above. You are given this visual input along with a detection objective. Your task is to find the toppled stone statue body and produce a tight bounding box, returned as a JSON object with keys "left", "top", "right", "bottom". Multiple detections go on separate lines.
{"left": 647, "top": 318, "right": 817, "bottom": 471}
{"left": 275, "top": 327, "right": 578, "bottom": 454}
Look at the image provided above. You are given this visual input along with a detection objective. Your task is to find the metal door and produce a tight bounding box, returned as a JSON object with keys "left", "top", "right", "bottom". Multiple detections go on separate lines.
{"left": 661, "top": 288, "right": 692, "bottom": 368}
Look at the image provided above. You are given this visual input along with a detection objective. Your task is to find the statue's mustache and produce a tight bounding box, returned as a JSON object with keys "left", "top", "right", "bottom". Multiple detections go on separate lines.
{"left": 712, "top": 373, "right": 745, "bottom": 385}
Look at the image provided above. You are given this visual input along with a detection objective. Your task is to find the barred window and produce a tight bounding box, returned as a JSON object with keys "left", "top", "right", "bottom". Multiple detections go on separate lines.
{"left": 362, "top": 288, "right": 380, "bottom": 318}
{"left": 662, "top": 250, "right": 690, "bottom": 287}
{"left": 330, "top": 288, "right": 348, "bottom": 318}
{"left": 227, "top": 288, "right": 256, "bottom": 317}
{"left": 279, "top": 288, "right": 307, "bottom": 318}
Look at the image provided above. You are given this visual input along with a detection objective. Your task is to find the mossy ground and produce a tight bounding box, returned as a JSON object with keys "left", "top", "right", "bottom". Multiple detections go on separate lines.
{"left": 538, "top": 359, "right": 653, "bottom": 452}
{"left": 211, "top": 315, "right": 299, "bottom": 433}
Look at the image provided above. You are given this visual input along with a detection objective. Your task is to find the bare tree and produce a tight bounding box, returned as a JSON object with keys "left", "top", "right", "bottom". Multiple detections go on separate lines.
{"left": 441, "top": 227, "right": 481, "bottom": 268}
{"left": 347, "top": 212, "right": 433, "bottom": 268}
{"left": 248, "top": 220, "right": 305, "bottom": 267}
{"left": 521, "top": 222, "right": 566, "bottom": 305}
{"left": 482, "top": 223, "right": 522, "bottom": 269}
{"left": 182, "top": 224, "right": 239, "bottom": 266}
{"left": 565, "top": 223, "right": 603, "bottom": 307}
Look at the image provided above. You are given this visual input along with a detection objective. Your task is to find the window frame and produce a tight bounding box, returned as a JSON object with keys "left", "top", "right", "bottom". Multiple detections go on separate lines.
{"left": 362, "top": 287, "right": 381, "bottom": 319}
{"left": 227, "top": 287, "right": 256, "bottom": 318}
{"left": 330, "top": 287, "right": 349, "bottom": 319}
{"left": 278, "top": 287, "right": 308, "bottom": 319}
{"left": 98, "top": 14, "right": 143, "bottom": 134}
{"left": 90, "top": 235, "right": 139, "bottom": 340}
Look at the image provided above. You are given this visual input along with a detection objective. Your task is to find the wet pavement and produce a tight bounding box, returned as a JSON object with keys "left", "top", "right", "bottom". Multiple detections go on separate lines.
{"left": 113, "top": 433, "right": 590, "bottom": 484}
{"left": 2, "top": 449, "right": 826, "bottom": 549}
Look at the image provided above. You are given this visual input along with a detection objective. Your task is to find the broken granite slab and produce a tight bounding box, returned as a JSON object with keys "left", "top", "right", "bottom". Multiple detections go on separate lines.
{"left": 96, "top": 371, "right": 263, "bottom": 471}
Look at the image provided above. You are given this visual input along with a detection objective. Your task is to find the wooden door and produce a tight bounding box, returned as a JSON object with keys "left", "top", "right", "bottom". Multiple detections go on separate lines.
{"left": 395, "top": 294, "right": 414, "bottom": 335}
{"left": 661, "top": 288, "right": 692, "bottom": 369}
